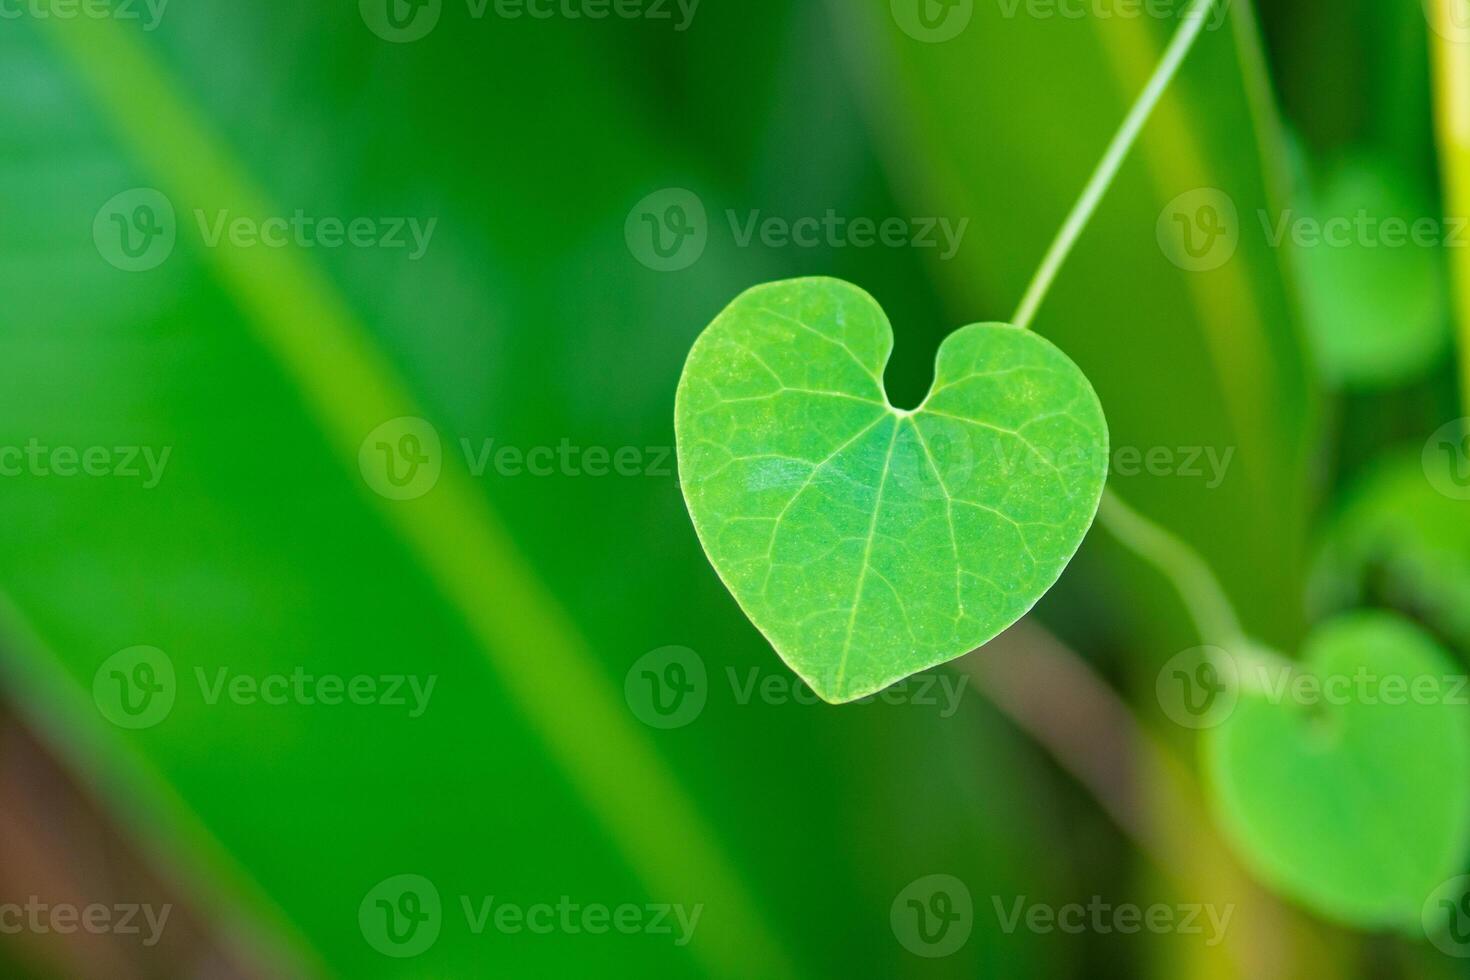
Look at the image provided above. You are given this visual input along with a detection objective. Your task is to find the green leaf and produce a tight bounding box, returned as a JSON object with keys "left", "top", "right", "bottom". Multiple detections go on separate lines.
{"left": 843, "top": 1, "right": 1319, "bottom": 650}
{"left": 1312, "top": 449, "right": 1470, "bottom": 653}
{"left": 1205, "top": 612, "right": 1470, "bottom": 928}
{"left": 1295, "top": 152, "right": 1451, "bottom": 388}
{"left": 675, "top": 277, "right": 1108, "bottom": 703}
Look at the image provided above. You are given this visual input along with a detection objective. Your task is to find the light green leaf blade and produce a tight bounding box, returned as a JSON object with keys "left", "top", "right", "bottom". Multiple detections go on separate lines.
{"left": 675, "top": 277, "right": 1108, "bottom": 703}
{"left": 840, "top": 1, "right": 1319, "bottom": 650}
{"left": 1205, "top": 612, "right": 1470, "bottom": 928}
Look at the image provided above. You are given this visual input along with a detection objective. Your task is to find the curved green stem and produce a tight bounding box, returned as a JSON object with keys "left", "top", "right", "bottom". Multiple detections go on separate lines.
{"left": 1012, "top": 0, "right": 1219, "bottom": 329}
{"left": 1097, "top": 490, "right": 1297, "bottom": 686}
{"left": 1096, "top": 489, "right": 1244, "bottom": 649}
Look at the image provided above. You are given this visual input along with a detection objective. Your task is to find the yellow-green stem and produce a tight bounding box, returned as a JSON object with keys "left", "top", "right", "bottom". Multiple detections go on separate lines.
{"left": 1429, "top": 0, "right": 1470, "bottom": 410}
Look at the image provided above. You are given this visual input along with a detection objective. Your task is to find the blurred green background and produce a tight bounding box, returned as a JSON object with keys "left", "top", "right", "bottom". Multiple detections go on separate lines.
{"left": 1, "top": 0, "right": 1469, "bottom": 976}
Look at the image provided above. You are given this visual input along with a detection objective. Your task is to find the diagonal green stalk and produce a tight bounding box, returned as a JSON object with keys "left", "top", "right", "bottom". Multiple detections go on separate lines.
{"left": 1012, "top": 0, "right": 1219, "bottom": 329}
{"left": 1428, "top": 0, "right": 1470, "bottom": 411}
{"left": 0, "top": 590, "right": 322, "bottom": 975}
{"left": 38, "top": 12, "right": 797, "bottom": 979}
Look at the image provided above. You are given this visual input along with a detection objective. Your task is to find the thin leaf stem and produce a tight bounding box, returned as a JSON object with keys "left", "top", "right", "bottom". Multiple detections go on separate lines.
{"left": 1012, "top": 0, "right": 1219, "bottom": 329}
{"left": 1099, "top": 489, "right": 1297, "bottom": 688}
{"left": 1096, "top": 489, "right": 1244, "bottom": 649}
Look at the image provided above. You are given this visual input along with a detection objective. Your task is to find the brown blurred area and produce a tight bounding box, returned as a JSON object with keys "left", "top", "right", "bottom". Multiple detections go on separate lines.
{"left": 0, "top": 709, "right": 265, "bottom": 980}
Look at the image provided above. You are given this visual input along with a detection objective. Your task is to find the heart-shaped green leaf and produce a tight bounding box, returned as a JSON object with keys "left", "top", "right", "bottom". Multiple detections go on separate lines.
{"left": 1205, "top": 612, "right": 1470, "bottom": 928}
{"left": 1312, "top": 450, "right": 1470, "bottom": 653}
{"left": 674, "top": 277, "right": 1108, "bottom": 703}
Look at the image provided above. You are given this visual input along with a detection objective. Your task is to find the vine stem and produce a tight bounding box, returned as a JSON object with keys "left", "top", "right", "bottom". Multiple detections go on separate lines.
{"left": 1003, "top": 0, "right": 1266, "bottom": 665}
{"left": 1012, "top": 0, "right": 1219, "bottom": 329}
{"left": 1096, "top": 488, "right": 1243, "bottom": 648}
{"left": 1098, "top": 487, "right": 1299, "bottom": 693}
